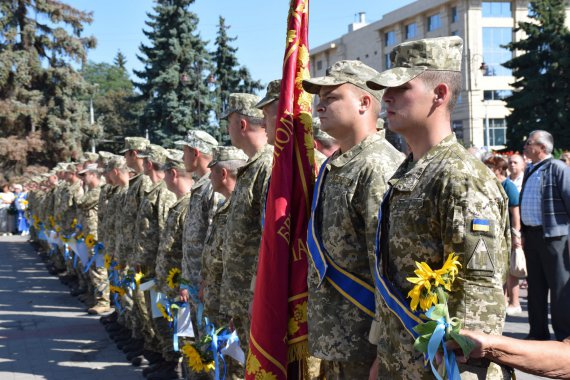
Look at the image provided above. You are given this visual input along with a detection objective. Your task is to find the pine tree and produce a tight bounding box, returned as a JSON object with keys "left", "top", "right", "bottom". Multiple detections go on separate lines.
{"left": 133, "top": 0, "right": 213, "bottom": 146}
{"left": 211, "top": 16, "right": 263, "bottom": 126}
{"left": 503, "top": 0, "right": 570, "bottom": 151}
{"left": 81, "top": 61, "right": 142, "bottom": 151}
{"left": 114, "top": 50, "right": 128, "bottom": 71}
{"left": 0, "top": 0, "right": 96, "bottom": 176}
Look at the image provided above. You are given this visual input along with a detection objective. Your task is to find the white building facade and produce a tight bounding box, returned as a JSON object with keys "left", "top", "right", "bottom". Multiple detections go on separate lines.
{"left": 310, "top": 0, "right": 570, "bottom": 149}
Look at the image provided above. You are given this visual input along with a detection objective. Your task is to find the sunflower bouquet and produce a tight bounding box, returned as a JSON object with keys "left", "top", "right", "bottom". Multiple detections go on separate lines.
{"left": 180, "top": 334, "right": 217, "bottom": 374}
{"left": 166, "top": 267, "right": 182, "bottom": 290}
{"left": 406, "top": 253, "right": 474, "bottom": 379}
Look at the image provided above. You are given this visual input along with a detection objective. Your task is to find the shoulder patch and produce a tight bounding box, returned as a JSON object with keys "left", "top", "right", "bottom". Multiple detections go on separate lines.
{"left": 467, "top": 238, "right": 495, "bottom": 273}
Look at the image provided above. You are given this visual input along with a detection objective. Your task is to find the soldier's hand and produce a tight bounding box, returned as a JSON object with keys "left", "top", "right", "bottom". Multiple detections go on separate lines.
{"left": 179, "top": 288, "right": 189, "bottom": 303}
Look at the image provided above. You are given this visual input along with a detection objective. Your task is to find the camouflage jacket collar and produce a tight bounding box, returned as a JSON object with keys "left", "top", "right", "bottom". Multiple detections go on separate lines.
{"left": 237, "top": 144, "right": 273, "bottom": 176}
{"left": 329, "top": 132, "right": 384, "bottom": 168}
{"left": 173, "top": 191, "right": 192, "bottom": 208}
{"left": 191, "top": 173, "right": 210, "bottom": 191}
{"left": 390, "top": 133, "right": 456, "bottom": 192}
{"left": 129, "top": 172, "right": 142, "bottom": 184}
{"left": 146, "top": 179, "right": 166, "bottom": 195}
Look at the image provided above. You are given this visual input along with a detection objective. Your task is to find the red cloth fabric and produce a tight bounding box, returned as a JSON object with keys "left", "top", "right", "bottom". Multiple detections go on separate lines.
{"left": 247, "top": 1, "right": 314, "bottom": 379}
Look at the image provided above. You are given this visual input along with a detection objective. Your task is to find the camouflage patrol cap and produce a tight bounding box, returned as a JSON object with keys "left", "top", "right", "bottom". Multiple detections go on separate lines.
{"left": 255, "top": 80, "right": 282, "bottom": 109}
{"left": 78, "top": 163, "right": 99, "bottom": 175}
{"left": 97, "top": 151, "right": 115, "bottom": 164}
{"left": 174, "top": 130, "right": 218, "bottom": 155}
{"left": 137, "top": 144, "right": 169, "bottom": 165}
{"left": 162, "top": 149, "right": 185, "bottom": 170}
{"left": 65, "top": 163, "right": 78, "bottom": 173}
{"left": 367, "top": 36, "right": 464, "bottom": 90}
{"left": 208, "top": 146, "right": 248, "bottom": 168}
{"left": 220, "top": 93, "right": 264, "bottom": 120}
{"left": 302, "top": 60, "right": 384, "bottom": 102}
{"left": 106, "top": 156, "right": 128, "bottom": 172}
{"left": 54, "top": 162, "right": 68, "bottom": 172}
{"left": 312, "top": 117, "right": 334, "bottom": 141}
{"left": 80, "top": 152, "right": 99, "bottom": 163}
{"left": 41, "top": 171, "right": 56, "bottom": 178}
{"left": 119, "top": 136, "right": 150, "bottom": 154}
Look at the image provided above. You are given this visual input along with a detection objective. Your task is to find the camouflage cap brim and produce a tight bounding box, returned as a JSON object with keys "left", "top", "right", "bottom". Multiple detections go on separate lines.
{"left": 173, "top": 140, "right": 189, "bottom": 147}
{"left": 118, "top": 148, "right": 129, "bottom": 154}
{"left": 366, "top": 67, "right": 426, "bottom": 90}
{"left": 302, "top": 76, "right": 347, "bottom": 94}
{"left": 207, "top": 160, "right": 219, "bottom": 168}
{"left": 255, "top": 95, "right": 279, "bottom": 109}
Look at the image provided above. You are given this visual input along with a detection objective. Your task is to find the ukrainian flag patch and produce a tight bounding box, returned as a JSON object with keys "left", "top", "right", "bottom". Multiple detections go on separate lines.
{"left": 472, "top": 219, "right": 490, "bottom": 232}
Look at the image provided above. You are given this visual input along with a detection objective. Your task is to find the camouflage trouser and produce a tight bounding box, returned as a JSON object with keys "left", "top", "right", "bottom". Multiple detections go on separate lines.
{"left": 76, "top": 261, "right": 89, "bottom": 291}
{"left": 89, "top": 265, "right": 110, "bottom": 306}
{"left": 321, "top": 359, "right": 372, "bottom": 380}
{"left": 50, "top": 246, "right": 66, "bottom": 271}
{"left": 133, "top": 287, "right": 161, "bottom": 352}
{"left": 307, "top": 356, "right": 324, "bottom": 380}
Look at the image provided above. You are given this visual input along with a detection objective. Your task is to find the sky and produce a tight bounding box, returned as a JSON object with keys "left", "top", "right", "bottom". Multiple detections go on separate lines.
{"left": 65, "top": 0, "right": 415, "bottom": 86}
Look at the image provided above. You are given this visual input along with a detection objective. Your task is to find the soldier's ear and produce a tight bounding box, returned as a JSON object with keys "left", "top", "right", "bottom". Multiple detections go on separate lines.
{"left": 240, "top": 118, "right": 248, "bottom": 133}
{"left": 220, "top": 167, "right": 229, "bottom": 181}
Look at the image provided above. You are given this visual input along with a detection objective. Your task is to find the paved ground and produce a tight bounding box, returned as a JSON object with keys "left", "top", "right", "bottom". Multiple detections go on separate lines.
{"left": 0, "top": 236, "right": 142, "bottom": 380}
{"left": 0, "top": 236, "right": 556, "bottom": 379}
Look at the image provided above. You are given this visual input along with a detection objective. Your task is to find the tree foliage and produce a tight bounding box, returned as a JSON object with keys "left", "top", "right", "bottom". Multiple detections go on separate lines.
{"left": 0, "top": 0, "right": 96, "bottom": 177}
{"left": 503, "top": 0, "right": 570, "bottom": 151}
{"left": 133, "top": 0, "right": 213, "bottom": 147}
{"left": 81, "top": 60, "right": 143, "bottom": 152}
{"left": 211, "top": 16, "right": 263, "bottom": 126}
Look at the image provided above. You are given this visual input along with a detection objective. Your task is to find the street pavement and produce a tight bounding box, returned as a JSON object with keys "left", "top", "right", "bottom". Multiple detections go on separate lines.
{"left": 0, "top": 235, "right": 556, "bottom": 379}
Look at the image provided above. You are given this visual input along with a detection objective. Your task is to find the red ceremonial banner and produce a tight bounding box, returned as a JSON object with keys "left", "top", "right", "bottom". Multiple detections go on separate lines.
{"left": 246, "top": 0, "right": 313, "bottom": 379}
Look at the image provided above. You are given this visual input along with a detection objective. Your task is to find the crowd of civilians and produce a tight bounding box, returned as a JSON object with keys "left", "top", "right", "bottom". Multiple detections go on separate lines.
{"left": 0, "top": 182, "right": 29, "bottom": 236}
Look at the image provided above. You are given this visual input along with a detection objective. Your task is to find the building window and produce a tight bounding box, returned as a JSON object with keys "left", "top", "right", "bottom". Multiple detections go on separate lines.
{"left": 385, "top": 30, "right": 396, "bottom": 46}
{"left": 482, "top": 27, "right": 512, "bottom": 76}
{"left": 317, "top": 60, "right": 322, "bottom": 71}
{"left": 405, "top": 23, "right": 417, "bottom": 39}
{"left": 482, "top": 2, "right": 512, "bottom": 18}
{"left": 385, "top": 53, "right": 392, "bottom": 69}
{"left": 427, "top": 13, "right": 441, "bottom": 32}
{"left": 486, "top": 118, "right": 507, "bottom": 146}
{"left": 483, "top": 90, "right": 512, "bottom": 100}
{"left": 451, "top": 7, "right": 458, "bottom": 23}
{"left": 452, "top": 120, "right": 464, "bottom": 141}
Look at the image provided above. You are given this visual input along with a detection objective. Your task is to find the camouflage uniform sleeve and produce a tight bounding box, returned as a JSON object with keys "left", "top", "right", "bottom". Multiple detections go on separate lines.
{"left": 440, "top": 169, "right": 510, "bottom": 335}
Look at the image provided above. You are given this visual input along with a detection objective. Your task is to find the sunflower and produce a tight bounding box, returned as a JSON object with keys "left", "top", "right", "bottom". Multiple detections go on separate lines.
{"left": 156, "top": 303, "right": 173, "bottom": 322}
{"left": 70, "top": 218, "right": 77, "bottom": 229}
{"left": 406, "top": 253, "right": 462, "bottom": 312}
{"left": 435, "top": 252, "right": 461, "bottom": 291}
{"left": 181, "top": 342, "right": 213, "bottom": 373}
{"left": 166, "top": 267, "right": 181, "bottom": 289}
{"left": 104, "top": 254, "right": 112, "bottom": 270}
{"left": 85, "top": 234, "right": 96, "bottom": 249}
{"left": 60, "top": 235, "right": 69, "bottom": 243}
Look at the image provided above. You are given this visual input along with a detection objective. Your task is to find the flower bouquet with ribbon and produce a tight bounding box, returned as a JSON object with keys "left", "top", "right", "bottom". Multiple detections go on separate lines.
{"left": 407, "top": 253, "right": 475, "bottom": 380}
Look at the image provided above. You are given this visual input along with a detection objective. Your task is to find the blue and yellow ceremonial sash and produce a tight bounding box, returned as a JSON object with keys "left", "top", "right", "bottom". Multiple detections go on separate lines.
{"left": 307, "top": 159, "right": 375, "bottom": 318}
{"left": 373, "top": 189, "right": 424, "bottom": 339}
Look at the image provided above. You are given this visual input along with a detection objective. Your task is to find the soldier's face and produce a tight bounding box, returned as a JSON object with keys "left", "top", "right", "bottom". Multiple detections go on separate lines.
{"left": 382, "top": 77, "right": 434, "bottom": 135}
{"left": 262, "top": 101, "right": 279, "bottom": 145}
{"left": 316, "top": 84, "right": 360, "bottom": 140}
{"left": 209, "top": 165, "right": 223, "bottom": 193}
{"left": 227, "top": 113, "right": 242, "bottom": 149}
{"left": 183, "top": 146, "right": 198, "bottom": 172}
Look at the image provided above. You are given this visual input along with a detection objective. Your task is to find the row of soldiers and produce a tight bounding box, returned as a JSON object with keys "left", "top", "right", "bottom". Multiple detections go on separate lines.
{"left": 24, "top": 84, "right": 338, "bottom": 380}
{"left": 24, "top": 35, "right": 512, "bottom": 380}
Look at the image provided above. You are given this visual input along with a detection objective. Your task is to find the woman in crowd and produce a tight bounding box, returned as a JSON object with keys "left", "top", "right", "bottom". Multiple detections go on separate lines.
{"left": 0, "top": 183, "right": 15, "bottom": 235}
{"left": 485, "top": 155, "right": 523, "bottom": 315}
{"left": 13, "top": 184, "right": 29, "bottom": 236}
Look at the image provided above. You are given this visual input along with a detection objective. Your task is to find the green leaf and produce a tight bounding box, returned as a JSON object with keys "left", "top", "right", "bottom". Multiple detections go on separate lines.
{"left": 428, "top": 304, "right": 447, "bottom": 321}
{"left": 413, "top": 334, "right": 431, "bottom": 353}
{"left": 449, "top": 330, "right": 476, "bottom": 357}
{"left": 449, "top": 317, "right": 462, "bottom": 333}
{"left": 413, "top": 320, "right": 438, "bottom": 336}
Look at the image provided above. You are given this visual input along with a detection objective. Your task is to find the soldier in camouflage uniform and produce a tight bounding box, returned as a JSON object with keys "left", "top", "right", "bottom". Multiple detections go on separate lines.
{"left": 75, "top": 163, "right": 102, "bottom": 307}
{"left": 59, "top": 163, "right": 85, "bottom": 290}
{"left": 301, "top": 60, "right": 404, "bottom": 379}
{"left": 132, "top": 144, "right": 176, "bottom": 367}
{"left": 201, "top": 146, "right": 247, "bottom": 324}
{"left": 103, "top": 156, "right": 130, "bottom": 331}
{"left": 219, "top": 93, "right": 272, "bottom": 352}
{"left": 87, "top": 152, "right": 115, "bottom": 315}
{"left": 175, "top": 130, "right": 219, "bottom": 303}
{"left": 117, "top": 137, "right": 152, "bottom": 349}
{"left": 366, "top": 36, "right": 511, "bottom": 379}
{"left": 151, "top": 150, "right": 192, "bottom": 380}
